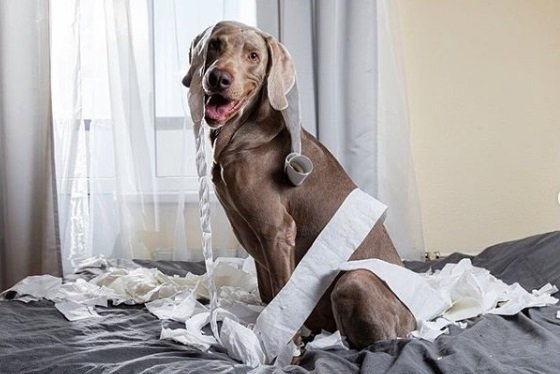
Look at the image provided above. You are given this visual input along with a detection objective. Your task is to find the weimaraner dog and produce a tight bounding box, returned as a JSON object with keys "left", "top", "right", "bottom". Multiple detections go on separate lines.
{"left": 183, "top": 21, "right": 415, "bottom": 349}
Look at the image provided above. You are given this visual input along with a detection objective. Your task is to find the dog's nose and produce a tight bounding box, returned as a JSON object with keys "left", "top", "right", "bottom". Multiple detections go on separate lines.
{"left": 207, "top": 69, "right": 232, "bottom": 91}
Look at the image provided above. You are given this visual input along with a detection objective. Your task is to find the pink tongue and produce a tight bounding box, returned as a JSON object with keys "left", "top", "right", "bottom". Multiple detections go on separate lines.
{"left": 205, "top": 101, "right": 236, "bottom": 122}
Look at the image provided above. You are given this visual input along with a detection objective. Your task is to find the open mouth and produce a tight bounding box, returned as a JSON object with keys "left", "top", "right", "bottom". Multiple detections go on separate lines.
{"left": 204, "top": 94, "right": 243, "bottom": 125}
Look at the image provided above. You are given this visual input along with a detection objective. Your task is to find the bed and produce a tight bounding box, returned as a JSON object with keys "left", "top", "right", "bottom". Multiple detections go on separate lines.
{"left": 1, "top": 231, "right": 559, "bottom": 373}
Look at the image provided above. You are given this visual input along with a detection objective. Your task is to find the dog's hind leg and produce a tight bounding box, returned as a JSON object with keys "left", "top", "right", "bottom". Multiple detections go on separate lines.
{"left": 330, "top": 269, "right": 416, "bottom": 349}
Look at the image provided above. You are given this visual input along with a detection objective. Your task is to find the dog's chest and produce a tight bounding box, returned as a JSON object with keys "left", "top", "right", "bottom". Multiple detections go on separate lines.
{"left": 211, "top": 162, "right": 236, "bottom": 209}
{"left": 211, "top": 162, "right": 227, "bottom": 193}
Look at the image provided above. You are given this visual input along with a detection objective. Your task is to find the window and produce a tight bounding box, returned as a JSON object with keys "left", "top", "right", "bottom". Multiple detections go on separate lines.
{"left": 51, "top": 0, "right": 257, "bottom": 194}
{"left": 50, "top": 0, "right": 256, "bottom": 269}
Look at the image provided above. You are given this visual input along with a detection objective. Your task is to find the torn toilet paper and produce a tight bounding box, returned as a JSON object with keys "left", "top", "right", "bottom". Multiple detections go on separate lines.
{"left": 145, "top": 289, "right": 206, "bottom": 323}
{"left": 421, "top": 259, "right": 558, "bottom": 322}
{"left": 221, "top": 317, "right": 266, "bottom": 368}
{"left": 306, "top": 330, "right": 349, "bottom": 351}
{"left": 341, "top": 258, "right": 558, "bottom": 342}
{"left": 254, "top": 188, "right": 387, "bottom": 362}
{"left": 4, "top": 274, "right": 62, "bottom": 302}
{"left": 3, "top": 254, "right": 558, "bottom": 367}
{"left": 338, "top": 259, "right": 451, "bottom": 321}
{"left": 4, "top": 223, "right": 560, "bottom": 367}
{"left": 54, "top": 300, "right": 102, "bottom": 321}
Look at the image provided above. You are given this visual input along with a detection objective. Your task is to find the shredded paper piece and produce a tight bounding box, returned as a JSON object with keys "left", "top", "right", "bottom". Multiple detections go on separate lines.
{"left": 2, "top": 231, "right": 559, "bottom": 367}
{"left": 254, "top": 189, "right": 387, "bottom": 362}
{"left": 306, "top": 330, "right": 349, "bottom": 351}
{"left": 2, "top": 255, "right": 558, "bottom": 366}
{"left": 55, "top": 300, "right": 102, "bottom": 321}
{"left": 221, "top": 317, "right": 266, "bottom": 368}
{"left": 129, "top": 19, "right": 560, "bottom": 368}
{"left": 188, "top": 23, "right": 221, "bottom": 346}
{"left": 338, "top": 259, "right": 450, "bottom": 321}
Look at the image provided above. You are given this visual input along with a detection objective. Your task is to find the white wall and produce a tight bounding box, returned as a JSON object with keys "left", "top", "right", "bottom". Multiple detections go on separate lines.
{"left": 397, "top": 0, "right": 560, "bottom": 254}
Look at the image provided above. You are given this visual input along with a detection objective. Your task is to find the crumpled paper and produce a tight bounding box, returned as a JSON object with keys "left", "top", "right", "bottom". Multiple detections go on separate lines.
{"left": 221, "top": 317, "right": 266, "bottom": 368}
{"left": 409, "top": 318, "right": 467, "bottom": 342}
{"left": 339, "top": 258, "right": 557, "bottom": 342}
{"left": 0, "top": 258, "right": 213, "bottom": 321}
{"left": 157, "top": 260, "right": 266, "bottom": 364}
{"left": 254, "top": 189, "right": 387, "bottom": 363}
{"left": 339, "top": 259, "right": 451, "bottom": 321}
{"left": 54, "top": 300, "right": 102, "bottom": 321}
{"left": 306, "top": 330, "right": 349, "bottom": 351}
{"left": 1, "top": 255, "right": 266, "bottom": 362}
{"left": 422, "top": 259, "right": 558, "bottom": 319}
{"left": 2, "top": 255, "right": 558, "bottom": 366}
{"left": 145, "top": 289, "right": 207, "bottom": 323}
{"left": 2, "top": 274, "right": 62, "bottom": 302}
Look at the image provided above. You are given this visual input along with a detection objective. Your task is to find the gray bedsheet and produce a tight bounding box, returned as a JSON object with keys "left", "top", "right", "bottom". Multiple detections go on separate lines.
{"left": 1, "top": 232, "right": 560, "bottom": 373}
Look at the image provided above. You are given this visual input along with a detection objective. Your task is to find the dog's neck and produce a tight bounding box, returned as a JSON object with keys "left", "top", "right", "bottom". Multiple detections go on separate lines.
{"left": 210, "top": 87, "right": 286, "bottom": 165}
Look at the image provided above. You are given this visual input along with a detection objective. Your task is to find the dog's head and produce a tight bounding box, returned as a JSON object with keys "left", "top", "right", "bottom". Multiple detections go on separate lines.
{"left": 183, "top": 21, "right": 295, "bottom": 128}
{"left": 184, "top": 21, "right": 312, "bottom": 186}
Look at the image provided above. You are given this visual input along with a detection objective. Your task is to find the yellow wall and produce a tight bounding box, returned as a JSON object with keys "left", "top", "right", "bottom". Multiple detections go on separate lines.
{"left": 397, "top": 0, "right": 560, "bottom": 253}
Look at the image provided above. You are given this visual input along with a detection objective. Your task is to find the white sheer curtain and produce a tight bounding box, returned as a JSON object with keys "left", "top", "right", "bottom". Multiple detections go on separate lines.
{"left": 0, "top": 0, "right": 61, "bottom": 290}
{"left": 50, "top": 0, "right": 424, "bottom": 271}
{"left": 257, "top": 0, "right": 425, "bottom": 259}
{"left": 51, "top": 0, "right": 254, "bottom": 272}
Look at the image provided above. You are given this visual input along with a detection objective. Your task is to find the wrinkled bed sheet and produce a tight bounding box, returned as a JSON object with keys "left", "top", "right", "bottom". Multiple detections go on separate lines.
{"left": 1, "top": 232, "right": 560, "bottom": 373}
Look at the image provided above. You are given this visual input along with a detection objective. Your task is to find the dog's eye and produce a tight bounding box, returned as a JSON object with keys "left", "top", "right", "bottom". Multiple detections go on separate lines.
{"left": 208, "top": 40, "right": 219, "bottom": 51}
{"left": 249, "top": 52, "right": 259, "bottom": 62}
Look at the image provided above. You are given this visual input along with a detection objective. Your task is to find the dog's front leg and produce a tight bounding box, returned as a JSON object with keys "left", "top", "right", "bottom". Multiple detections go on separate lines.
{"left": 221, "top": 164, "right": 297, "bottom": 296}
{"left": 257, "top": 211, "right": 297, "bottom": 296}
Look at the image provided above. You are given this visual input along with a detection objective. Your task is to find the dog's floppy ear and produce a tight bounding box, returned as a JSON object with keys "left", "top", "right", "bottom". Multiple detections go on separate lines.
{"left": 182, "top": 41, "right": 196, "bottom": 87}
{"left": 185, "top": 26, "right": 214, "bottom": 123}
{"left": 264, "top": 35, "right": 313, "bottom": 186}
{"left": 183, "top": 27, "right": 212, "bottom": 88}
{"left": 265, "top": 37, "right": 296, "bottom": 111}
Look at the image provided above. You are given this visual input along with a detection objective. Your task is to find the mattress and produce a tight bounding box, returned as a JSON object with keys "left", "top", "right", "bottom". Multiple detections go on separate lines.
{"left": 1, "top": 232, "right": 559, "bottom": 373}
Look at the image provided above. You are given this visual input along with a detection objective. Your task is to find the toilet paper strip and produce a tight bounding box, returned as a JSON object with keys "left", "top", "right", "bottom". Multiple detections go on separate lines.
{"left": 254, "top": 188, "right": 387, "bottom": 362}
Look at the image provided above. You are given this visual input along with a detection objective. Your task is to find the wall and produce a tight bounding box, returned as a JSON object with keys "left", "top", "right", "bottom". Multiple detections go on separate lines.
{"left": 397, "top": 0, "right": 560, "bottom": 254}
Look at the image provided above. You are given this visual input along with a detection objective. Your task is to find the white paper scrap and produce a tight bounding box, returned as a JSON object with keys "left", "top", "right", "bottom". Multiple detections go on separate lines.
{"left": 487, "top": 282, "right": 558, "bottom": 316}
{"left": 161, "top": 308, "right": 243, "bottom": 351}
{"left": 254, "top": 189, "right": 387, "bottom": 362}
{"left": 145, "top": 291, "right": 207, "bottom": 323}
{"left": 420, "top": 259, "right": 558, "bottom": 321}
{"left": 212, "top": 261, "right": 258, "bottom": 294}
{"left": 220, "top": 299, "right": 264, "bottom": 325}
{"left": 160, "top": 326, "right": 215, "bottom": 351}
{"left": 422, "top": 259, "right": 508, "bottom": 321}
{"left": 2, "top": 274, "right": 62, "bottom": 300}
{"left": 75, "top": 256, "right": 110, "bottom": 270}
{"left": 274, "top": 340, "right": 300, "bottom": 368}
{"left": 58, "top": 278, "right": 110, "bottom": 307}
{"left": 409, "top": 318, "right": 453, "bottom": 342}
{"left": 242, "top": 256, "right": 257, "bottom": 276}
{"left": 5, "top": 246, "right": 558, "bottom": 367}
{"left": 220, "top": 317, "right": 265, "bottom": 368}
{"left": 90, "top": 267, "right": 200, "bottom": 305}
{"left": 13, "top": 296, "right": 39, "bottom": 303}
{"left": 337, "top": 258, "right": 558, "bottom": 341}
{"left": 160, "top": 312, "right": 220, "bottom": 351}
{"left": 306, "top": 331, "right": 349, "bottom": 351}
{"left": 55, "top": 301, "right": 101, "bottom": 321}
{"left": 338, "top": 259, "right": 451, "bottom": 321}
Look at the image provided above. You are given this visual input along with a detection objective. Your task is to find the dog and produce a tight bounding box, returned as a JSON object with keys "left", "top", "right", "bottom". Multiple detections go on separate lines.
{"left": 183, "top": 21, "right": 415, "bottom": 349}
